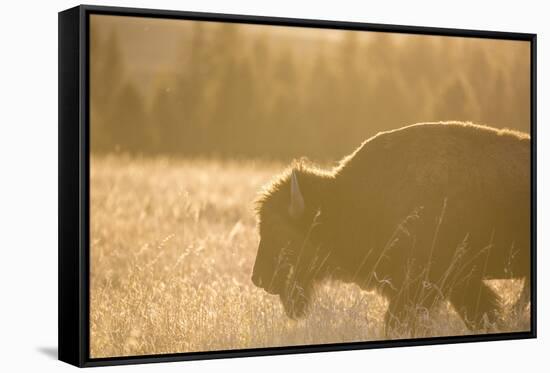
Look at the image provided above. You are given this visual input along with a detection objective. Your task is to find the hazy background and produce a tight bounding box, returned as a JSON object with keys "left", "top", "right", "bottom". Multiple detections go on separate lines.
{"left": 90, "top": 15, "right": 530, "bottom": 160}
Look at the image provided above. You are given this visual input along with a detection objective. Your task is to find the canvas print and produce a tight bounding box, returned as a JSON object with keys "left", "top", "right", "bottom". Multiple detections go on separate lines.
{"left": 89, "top": 15, "right": 531, "bottom": 358}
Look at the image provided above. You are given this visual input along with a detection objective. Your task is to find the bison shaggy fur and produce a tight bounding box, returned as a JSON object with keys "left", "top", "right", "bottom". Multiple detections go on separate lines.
{"left": 252, "top": 121, "right": 530, "bottom": 332}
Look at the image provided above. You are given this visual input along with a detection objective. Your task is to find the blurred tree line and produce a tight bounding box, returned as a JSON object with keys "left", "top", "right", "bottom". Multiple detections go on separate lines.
{"left": 90, "top": 22, "right": 530, "bottom": 161}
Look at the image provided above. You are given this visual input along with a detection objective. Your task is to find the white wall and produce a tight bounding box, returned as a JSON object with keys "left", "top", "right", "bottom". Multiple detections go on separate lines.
{"left": 0, "top": 0, "right": 546, "bottom": 371}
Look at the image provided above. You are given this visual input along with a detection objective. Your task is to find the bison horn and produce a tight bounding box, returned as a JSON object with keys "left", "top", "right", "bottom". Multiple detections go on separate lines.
{"left": 289, "top": 170, "right": 305, "bottom": 218}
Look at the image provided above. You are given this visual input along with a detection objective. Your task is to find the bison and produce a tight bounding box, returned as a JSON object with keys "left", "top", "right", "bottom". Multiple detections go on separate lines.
{"left": 252, "top": 121, "right": 530, "bottom": 332}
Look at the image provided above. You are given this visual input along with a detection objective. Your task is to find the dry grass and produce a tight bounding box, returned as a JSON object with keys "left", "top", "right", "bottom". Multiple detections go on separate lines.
{"left": 90, "top": 155, "right": 529, "bottom": 358}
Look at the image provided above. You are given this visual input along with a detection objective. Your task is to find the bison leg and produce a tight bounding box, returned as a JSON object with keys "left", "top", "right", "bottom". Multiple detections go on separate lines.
{"left": 383, "top": 290, "right": 439, "bottom": 337}
{"left": 384, "top": 296, "right": 407, "bottom": 337}
{"left": 516, "top": 276, "right": 531, "bottom": 312}
{"left": 449, "top": 280, "right": 501, "bottom": 331}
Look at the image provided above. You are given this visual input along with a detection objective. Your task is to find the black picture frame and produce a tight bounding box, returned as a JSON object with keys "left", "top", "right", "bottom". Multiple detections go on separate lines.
{"left": 58, "top": 4, "right": 537, "bottom": 368}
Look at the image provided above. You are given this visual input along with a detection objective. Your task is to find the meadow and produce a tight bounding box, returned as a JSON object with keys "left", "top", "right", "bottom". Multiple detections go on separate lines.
{"left": 89, "top": 155, "right": 529, "bottom": 358}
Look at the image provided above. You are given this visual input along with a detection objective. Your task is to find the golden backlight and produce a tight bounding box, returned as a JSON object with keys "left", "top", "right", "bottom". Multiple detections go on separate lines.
{"left": 89, "top": 15, "right": 530, "bottom": 358}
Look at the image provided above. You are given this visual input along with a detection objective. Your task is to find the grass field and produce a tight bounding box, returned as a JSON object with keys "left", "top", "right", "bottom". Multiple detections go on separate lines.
{"left": 89, "top": 155, "right": 529, "bottom": 358}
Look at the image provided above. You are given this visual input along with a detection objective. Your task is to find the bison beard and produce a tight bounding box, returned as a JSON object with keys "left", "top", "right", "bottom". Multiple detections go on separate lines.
{"left": 252, "top": 122, "right": 530, "bottom": 332}
{"left": 279, "top": 273, "right": 313, "bottom": 319}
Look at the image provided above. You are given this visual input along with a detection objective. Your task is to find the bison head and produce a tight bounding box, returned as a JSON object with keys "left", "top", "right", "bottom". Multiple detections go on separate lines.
{"left": 252, "top": 168, "right": 329, "bottom": 319}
